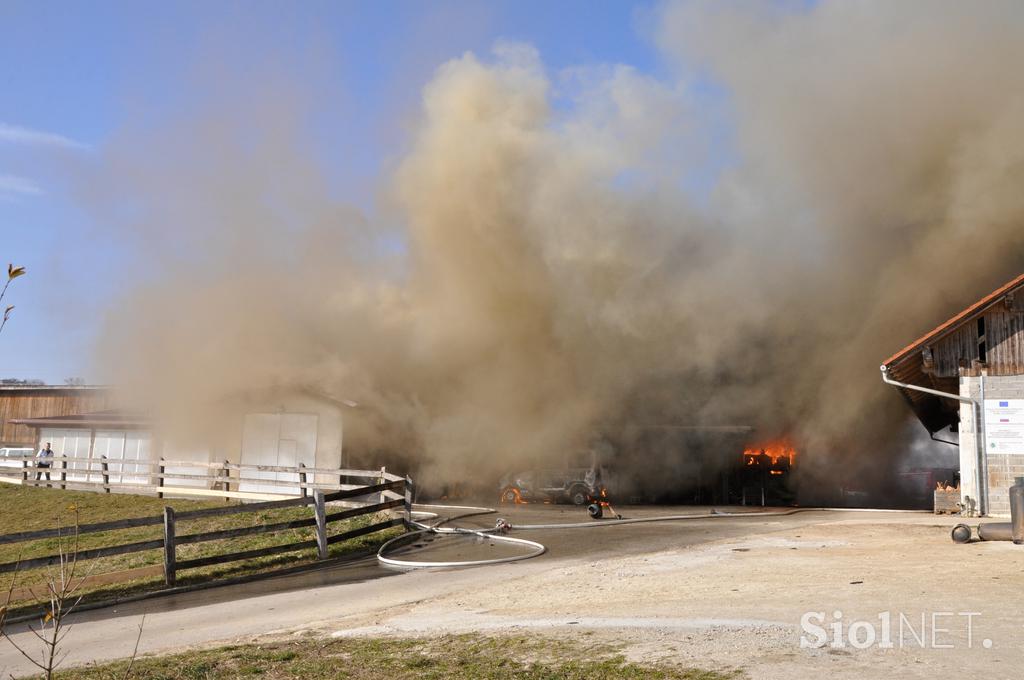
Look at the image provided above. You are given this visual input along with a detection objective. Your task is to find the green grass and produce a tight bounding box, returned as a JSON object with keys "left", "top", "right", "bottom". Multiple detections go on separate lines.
{"left": 0, "top": 483, "right": 402, "bottom": 617}
{"left": 61, "top": 634, "right": 745, "bottom": 680}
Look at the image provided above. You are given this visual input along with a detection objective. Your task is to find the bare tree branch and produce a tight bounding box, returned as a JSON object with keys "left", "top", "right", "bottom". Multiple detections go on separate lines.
{"left": 1, "top": 508, "right": 93, "bottom": 679}
{"left": 120, "top": 616, "right": 146, "bottom": 680}
{"left": 0, "top": 264, "right": 26, "bottom": 336}
{"left": 1, "top": 629, "right": 47, "bottom": 673}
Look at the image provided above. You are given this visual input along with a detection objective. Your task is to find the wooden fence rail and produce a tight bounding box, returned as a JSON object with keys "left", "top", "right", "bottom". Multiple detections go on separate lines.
{"left": 0, "top": 514, "right": 165, "bottom": 546}
{"left": 0, "top": 455, "right": 405, "bottom": 479}
{"left": 0, "top": 473, "right": 414, "bottom": 588}
{"left": 0, "top": 454, "right": 404, "bottom": 503}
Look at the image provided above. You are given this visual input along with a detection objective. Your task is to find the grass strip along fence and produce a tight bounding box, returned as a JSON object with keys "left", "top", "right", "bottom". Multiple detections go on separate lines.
{"left": 0, "top": 471, "right": 413, "bottom": 593}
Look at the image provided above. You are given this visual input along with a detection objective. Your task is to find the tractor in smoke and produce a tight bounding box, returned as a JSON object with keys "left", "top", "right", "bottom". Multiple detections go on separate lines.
{"left": 498, "top": 467, "right": 604, "bottom": 506}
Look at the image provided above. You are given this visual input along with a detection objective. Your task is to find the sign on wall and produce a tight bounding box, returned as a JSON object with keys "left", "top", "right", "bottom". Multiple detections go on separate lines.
{"left": 984, "top": 400, "right": 1024, "bottom": 455}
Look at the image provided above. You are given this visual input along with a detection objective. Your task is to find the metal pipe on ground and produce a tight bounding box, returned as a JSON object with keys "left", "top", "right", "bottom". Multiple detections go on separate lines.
{"left": 977, "top": 522, "right": 1013, "bottom": 542}
{"left": 951, "top": 523, "right": 972, "bottom": 544}
{"left": 951, "top": 480, "right": 1024, "bottom": 543}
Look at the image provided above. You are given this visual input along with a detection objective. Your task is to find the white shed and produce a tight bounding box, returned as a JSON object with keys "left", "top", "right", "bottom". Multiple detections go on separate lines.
{"left": 12, "top": 389, "right": 349, "bottom": 495}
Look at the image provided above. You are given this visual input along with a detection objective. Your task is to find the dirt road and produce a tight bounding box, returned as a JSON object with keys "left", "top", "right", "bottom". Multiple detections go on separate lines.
{"left": 1, "top": 506, "right": 1019, "bottom": 679}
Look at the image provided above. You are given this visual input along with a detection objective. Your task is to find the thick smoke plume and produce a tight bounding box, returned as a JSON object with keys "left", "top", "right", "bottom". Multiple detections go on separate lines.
{"left": 90, "top": 1, "right": 1024, "bottom": 495}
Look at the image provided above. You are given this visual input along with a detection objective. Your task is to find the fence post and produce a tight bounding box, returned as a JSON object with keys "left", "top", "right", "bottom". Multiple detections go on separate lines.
{"left": 379, "top": 466, "right": 386, "bottom": 504}
{"left": 404, "top": 476, "right": 414, "bottom": 527}
{"left": 163, "top": 506, "right": 176, "bottom": 587}
{"left": 157, "top": 457, "right": 165, "bottom": 499}
{"left": 222, "top": 459, "right": 231, "bottom": 502}
{"left": 299, "top": 462, "right": 308, "bottom": 499}
{"left": 313, "top": 490, "right": 328, "bottom": 560}
{"left": 59, "top": 456, "right": 67, "bottom": 490}
{"left": 21, "top": 459, "right": 27, "bottom": 484}
{"left": 101, "top": 455, "right": 110, "bottom": 493}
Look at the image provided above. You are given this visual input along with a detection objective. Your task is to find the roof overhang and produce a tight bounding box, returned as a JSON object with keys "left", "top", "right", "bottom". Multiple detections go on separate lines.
{"left": 10, "top": 410, "right": 152, "bottom": 430}
{"left": 0, "top": 384, "right": 110, "bottom": 392}
{"left": 883, "top": 273, "right": 1024, "bottom": 368}
{"left": 881, "top": 272, "right": 1024, "bottom": 433}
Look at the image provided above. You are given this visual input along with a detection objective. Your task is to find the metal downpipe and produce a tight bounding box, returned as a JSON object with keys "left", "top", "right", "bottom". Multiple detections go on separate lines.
{"left": 880, "top": 365, "right": 987, "bottom": 516}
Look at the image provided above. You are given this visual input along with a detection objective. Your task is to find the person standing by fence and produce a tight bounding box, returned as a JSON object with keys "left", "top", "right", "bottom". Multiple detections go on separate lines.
{"left": 35, "top": 442, "right": 53, "bottom": 484}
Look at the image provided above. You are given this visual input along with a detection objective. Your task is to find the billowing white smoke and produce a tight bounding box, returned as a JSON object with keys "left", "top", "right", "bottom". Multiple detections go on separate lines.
{"left": 90, "top": 1, "right": 1024, "bottom": 493}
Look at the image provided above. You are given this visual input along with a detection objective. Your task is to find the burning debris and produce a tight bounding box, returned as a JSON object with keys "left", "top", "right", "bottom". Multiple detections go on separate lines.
{"left": 743, "top": 442, "right": 796, "bottom": 476}
{"left": 586, "top": 485, "right": 622, "bottom": 520}
{"left": 741, "top": 441, "right": 797, "bottom": 506}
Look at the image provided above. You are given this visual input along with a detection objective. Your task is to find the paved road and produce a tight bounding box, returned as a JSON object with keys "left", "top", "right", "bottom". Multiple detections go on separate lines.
{"left": 0, "top": 505, "right": 872, "bottom": 677}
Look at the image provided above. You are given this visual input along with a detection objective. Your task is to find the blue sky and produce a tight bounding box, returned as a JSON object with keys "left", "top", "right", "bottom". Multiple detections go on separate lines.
{"left": 0, "top": 0, "right": 672, "bottom": 383}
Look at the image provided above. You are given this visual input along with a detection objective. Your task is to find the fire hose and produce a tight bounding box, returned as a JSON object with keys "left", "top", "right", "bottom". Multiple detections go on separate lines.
{"left": 377, "top": 504, "right": 547, "bottom": 569}
{"left": 377, "top": 504, "right": 918, "bottom": 570}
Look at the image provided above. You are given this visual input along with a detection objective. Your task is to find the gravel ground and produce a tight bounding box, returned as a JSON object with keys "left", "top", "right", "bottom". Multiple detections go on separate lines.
{"left": 322, "top": 507, "right": 1024, "bottom": 680}
{"left": 2, "top": 505, "right": 1020, "bottom": 679}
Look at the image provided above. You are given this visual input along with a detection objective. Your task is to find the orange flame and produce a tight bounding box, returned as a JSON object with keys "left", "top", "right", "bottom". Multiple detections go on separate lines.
{"left": 743, "top": 441, "right": 797, "bottom": 467}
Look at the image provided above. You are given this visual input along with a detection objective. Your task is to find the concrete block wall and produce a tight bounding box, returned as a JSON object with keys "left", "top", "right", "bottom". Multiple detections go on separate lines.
{"left": 961, "top": 374, "right": 1024, "bottom": 517}
{"left": 988, "top": 455, "right": 1024, "bottom": 517}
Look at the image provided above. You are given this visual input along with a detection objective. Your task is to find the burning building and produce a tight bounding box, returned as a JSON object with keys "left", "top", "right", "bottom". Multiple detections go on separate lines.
{"left": 740, "top": 441, "right": 797, "bottom": 506}
{"left": 881, "top": 273, "right": 1024, "bottom": 517}
{"left": 487, "top": 426, "right": 799, "bottom": 508}
{"left": 590, "top": 426, "right": 797, "bottom": 506}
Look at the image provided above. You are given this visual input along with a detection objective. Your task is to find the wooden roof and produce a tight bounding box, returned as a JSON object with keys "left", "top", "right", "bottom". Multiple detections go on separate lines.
{"left": 881, "top": 272, "right": 1024, "bottom": 433}
{"left": 10, "top": 410, "right": 151, "bottom": 430}
{"left": 883, "top": 272, "right": 1024, "bottom": 368}
{"left": 0, "top": 385, "right": 109, "bottom": 392}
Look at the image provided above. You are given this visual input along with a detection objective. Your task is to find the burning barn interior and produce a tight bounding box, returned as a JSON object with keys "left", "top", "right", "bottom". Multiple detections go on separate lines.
{"left": 339, "top": 414, "right": 800, "bottom": 507}
{"left": 596, "top": 426, "right": 796, "bottom": 506}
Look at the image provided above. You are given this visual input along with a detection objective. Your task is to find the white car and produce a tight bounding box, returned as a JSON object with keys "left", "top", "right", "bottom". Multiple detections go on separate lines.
{"left": 0, "top": 447, "right": 33, "bottom": 468}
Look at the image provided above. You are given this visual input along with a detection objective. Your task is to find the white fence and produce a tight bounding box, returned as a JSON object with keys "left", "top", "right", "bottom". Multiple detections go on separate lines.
{"left": 0, "top": 454, "right": 402, "bottom": 504}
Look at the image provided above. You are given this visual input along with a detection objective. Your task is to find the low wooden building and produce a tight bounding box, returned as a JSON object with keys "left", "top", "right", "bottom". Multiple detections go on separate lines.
{"left": 8, "top": 389, "right": 348, "bottom": 494}
{"left": 0, "top": 385, "right": 113, "bottom": 448}
{"left": 882, "top": 273, "right": 1024, "bottom": 516}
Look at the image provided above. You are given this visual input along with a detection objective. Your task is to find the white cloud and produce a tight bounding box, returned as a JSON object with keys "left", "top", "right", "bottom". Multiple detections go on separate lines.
{"left": 0, "top": 174, "right": 43, "bottom": 198}
{"left": 0, "top": 122, "right": 88, "bottom": 150}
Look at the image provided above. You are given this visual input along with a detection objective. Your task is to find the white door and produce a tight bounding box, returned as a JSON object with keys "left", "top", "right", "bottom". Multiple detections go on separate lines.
{"left": 239, "top": 413, "right": 318, "bottom": 494}
{"left": 40, "top": 428, "right": 92, "bottom": 482}
{"left": 122, "top": 431, "right": 152, "bottom": 485}
{"left": 91, "top": 431, "right": 152, "bottom": 486}
{"left": 92, "top": 431, "right": 125, "bottom": 484}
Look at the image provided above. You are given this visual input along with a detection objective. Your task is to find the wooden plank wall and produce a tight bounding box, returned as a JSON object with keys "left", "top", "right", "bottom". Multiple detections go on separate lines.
{"left": 932, "top": 324, "right": 980, "bottom": 376}
{"left": 0, "top": 390, "right": 113, "bottom": 447}
{"left": 931, "top": 303, "right": 1024, "bottom": 377}
{"left": 986, "top": 309, "right": 1024, "bottom": 375}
